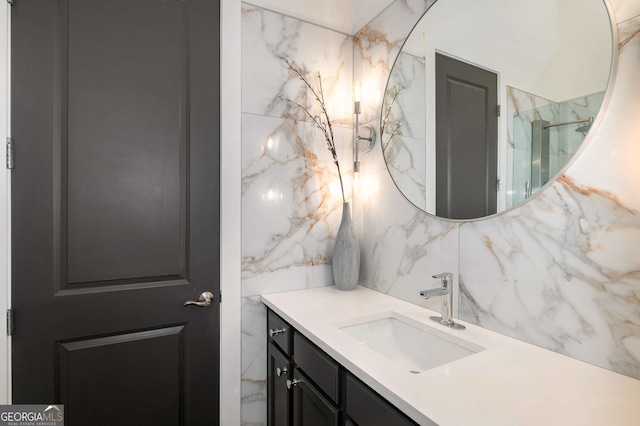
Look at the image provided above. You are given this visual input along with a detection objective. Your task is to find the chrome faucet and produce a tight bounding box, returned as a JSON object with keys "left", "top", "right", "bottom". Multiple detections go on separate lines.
{"left": 420, "top": 272, "right": 465, "bottom": 330}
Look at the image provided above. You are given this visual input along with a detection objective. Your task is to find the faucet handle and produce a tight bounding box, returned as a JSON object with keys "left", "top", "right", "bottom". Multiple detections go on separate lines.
{"left": 432, "top": 272, "right": 453, "bottom": 288}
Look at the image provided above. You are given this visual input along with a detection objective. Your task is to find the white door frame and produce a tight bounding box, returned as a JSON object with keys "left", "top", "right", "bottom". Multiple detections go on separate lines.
{"left": 0, "top": 2, "right": 10, "bottom": 404}
{"left": 219, "top": 0, "right": 242, "bottom": 424}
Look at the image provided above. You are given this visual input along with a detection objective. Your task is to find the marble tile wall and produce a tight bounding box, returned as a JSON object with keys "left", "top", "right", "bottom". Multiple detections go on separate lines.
{"left": 459, "top": 14, "right": 640, "bottom": 380}
{"left": 355, "top": 0, "right": 640, "bottom": 381}
{"left": 240, "top": 2, "right": 640, "bottom": 423}
{"left": 354, "top": 0, "right": 451, "bottom": 314}
{"left": 240, "top": 4, "right": 354, "bottom": 424}
{"left": 382, "top": 51, "right": 427, "bottom": 211}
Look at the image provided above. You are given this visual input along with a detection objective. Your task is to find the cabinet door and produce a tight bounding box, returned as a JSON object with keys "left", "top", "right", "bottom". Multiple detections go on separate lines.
{"left": 268, "top": 342, "right": 292, "bottom": 426}
{"left": 292, "top": 369, "right": 340, "bottom": 426}
{"left": 346, "top": 373, "right": 424, "bottom": 426}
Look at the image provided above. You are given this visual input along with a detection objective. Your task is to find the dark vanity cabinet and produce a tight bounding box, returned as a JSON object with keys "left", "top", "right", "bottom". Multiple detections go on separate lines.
{"left": 267, "top": 310, "right": 294, "bottom": 425}
{"left": 267, "top": 309, "right": 420, "bottom": 426}
{"left": 268, "top": 341, "right": 292, "bottom": 425}
{"left": 267, "top": 309, "right": 340, "bottom": 426}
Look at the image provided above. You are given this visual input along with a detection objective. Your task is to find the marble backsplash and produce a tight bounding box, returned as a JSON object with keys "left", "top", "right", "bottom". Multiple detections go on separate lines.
{"left": 459, "top": 175, "right": 640, "bottom": 378}
{"left": 459, "top": 17, "right": 640, "bottom": 378}
{"left": 356, "top": 2, "right": 640, "bottom": 381}
{"left": 459, "top": 15, "right": 640, "bottom": 380}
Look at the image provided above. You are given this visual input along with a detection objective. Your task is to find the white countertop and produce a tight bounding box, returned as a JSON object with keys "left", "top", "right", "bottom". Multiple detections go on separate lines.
{"left": 261, "top": 286, "right": 640, "bottom": 426}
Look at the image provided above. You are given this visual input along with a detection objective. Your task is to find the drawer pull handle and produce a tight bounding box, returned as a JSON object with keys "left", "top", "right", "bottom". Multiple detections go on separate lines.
{"left": 276, "top": 367, "right": 287, "bottom": 377}
{"left": 269, "top": 328, "right": 287, "bottom": 337}
{"left": 286, "top": 379, "right": 301, "bottom": 389}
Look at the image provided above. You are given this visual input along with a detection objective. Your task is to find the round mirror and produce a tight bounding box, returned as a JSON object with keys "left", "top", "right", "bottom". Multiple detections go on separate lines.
{"left": 381, "top": 0, "right": 614, "bottom": 220}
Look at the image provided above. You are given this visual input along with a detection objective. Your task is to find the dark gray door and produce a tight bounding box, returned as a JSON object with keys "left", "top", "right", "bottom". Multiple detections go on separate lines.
{"left": 435, "top": 53, "right": 498, "bottom": 219}
{"left": 11, "top": 0, "right": 220, "bottom": 424}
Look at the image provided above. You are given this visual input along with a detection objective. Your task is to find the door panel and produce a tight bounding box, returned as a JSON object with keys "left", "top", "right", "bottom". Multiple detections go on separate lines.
{"left": 11, "top": 0, "right": 220, "bottom": 424}
{"left": 66, "top": 0, "right": 188, "bottom": 284}
{"left": 435, "top": 53, "right": 498, "bottom": 220}
{"left": 58, "top": 327, "right": 184, "bottom": 425}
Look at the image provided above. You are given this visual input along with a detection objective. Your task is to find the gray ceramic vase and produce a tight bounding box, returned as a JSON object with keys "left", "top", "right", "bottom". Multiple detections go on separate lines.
{"left": 332, "top": 202, "right": 360, "bottom": 291}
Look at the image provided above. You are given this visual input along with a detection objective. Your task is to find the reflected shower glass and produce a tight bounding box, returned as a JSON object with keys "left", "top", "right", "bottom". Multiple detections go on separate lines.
{"left": 507, "top": 88, "right": 605, "bottom": 208}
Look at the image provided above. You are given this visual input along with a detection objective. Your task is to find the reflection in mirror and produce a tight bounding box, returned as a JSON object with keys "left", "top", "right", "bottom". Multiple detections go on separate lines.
{"left": 381, "top": 0, "right": 613, "bottom": 220}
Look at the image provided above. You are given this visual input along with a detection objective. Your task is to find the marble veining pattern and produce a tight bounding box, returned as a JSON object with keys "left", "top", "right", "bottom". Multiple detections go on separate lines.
{"left": 240, "top": 5, "right": 354, "bottom": 424}
{"left": 241, "top": 296, "right": 267, "bottom": 426}
{"left": 383, "top": 52, "right": 426, "bottom": 140}
{"left": 618, "top": 15, "right": 640, "bottom": 51}
{"left": 381, "top": 51, "right": 427, "bottom": 210}
{"left": 459, "top": 177, "right": 640, "bottom": 378}
{"left": 458, "top": 15, "right": 640, "bottom": 379}
{"left": 383, "top": 134, "right": 427, "bottom": 211}
{"left": 241, "top": 114, "right": 353, "bottom": 296}
{"left": 239, "top": 5, "right": 640, "bottom": 424}
{"left": 356, "top": 1, "right": 640, "bottom": 381}
{"left": 242, "top": 4, "right": 354, "bottom": 125}
{"left": 353, "top": 0, "right": 434, "bottom": 124}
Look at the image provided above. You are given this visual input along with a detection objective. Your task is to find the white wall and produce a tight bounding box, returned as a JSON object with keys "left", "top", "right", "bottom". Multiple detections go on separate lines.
{"left": 404, "top": 0, "right": 612, "bottom": 101}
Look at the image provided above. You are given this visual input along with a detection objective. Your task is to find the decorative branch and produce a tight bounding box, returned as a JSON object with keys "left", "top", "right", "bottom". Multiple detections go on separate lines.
{"left": 281, "top": 57, "right": 345, "bottom": 203}
{"left": 381, "top": 86, "right": 404, "bottom": 150}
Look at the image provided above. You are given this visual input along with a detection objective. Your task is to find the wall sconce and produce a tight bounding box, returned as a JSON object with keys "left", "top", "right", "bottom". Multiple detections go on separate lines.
{"left": 353, "top": 83, "right": 376, "bottom": 190}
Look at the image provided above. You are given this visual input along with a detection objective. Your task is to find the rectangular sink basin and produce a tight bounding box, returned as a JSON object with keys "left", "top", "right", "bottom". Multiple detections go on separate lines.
{"left": 337, "top": 312, "right": 484, "bottom": 373}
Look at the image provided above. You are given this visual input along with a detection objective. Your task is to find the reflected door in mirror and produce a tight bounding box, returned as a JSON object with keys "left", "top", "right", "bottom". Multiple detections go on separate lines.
{"left": 435, "top": 54, "right": 498, "bottom": 220}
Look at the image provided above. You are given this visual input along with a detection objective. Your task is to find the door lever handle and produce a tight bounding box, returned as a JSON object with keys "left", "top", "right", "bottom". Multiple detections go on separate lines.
{"left": 184, "top": 291, "right": 214, "bottom": 307}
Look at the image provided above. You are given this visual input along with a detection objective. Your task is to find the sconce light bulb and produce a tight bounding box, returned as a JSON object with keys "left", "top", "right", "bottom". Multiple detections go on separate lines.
{"left": 354, "top": 82, "right": 361, "bottom": 103}
{"left": 353, "top": 171, "right": 361, "bottom": 192}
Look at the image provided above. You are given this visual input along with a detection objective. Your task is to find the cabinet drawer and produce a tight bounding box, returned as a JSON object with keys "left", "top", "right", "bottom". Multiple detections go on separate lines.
{"left": 293, "top": 332, "right": 340, "bottom": 403}
{"left": 346, "top": 373, "right": 426, "bottom": 426}
{"left": 268, "top": 310, "right": 292, "bottom": 356}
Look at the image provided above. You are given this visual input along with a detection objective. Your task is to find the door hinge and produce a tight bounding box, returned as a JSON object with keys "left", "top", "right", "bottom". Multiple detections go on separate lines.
{"left": 6, "top": 0, "right": 13, "bottom": 6}
{"left": 6, "top": 309, "right": 13, "bottom": 336}
{"left": 496, "top": 105, "right": 501, "bottom": 117}
{"left": 6, "top": 137, "right": 14, "bottom": 170}
{"left": 496, "top": 177, "right": 501, "bottom": 191}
